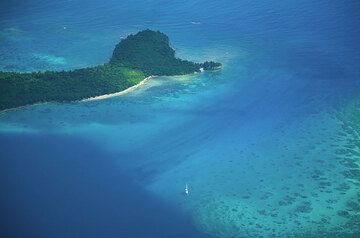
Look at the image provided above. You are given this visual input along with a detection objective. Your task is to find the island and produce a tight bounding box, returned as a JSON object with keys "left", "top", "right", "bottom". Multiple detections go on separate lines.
{"left": 0, "top": 29, "right": 221, "bottom": 111}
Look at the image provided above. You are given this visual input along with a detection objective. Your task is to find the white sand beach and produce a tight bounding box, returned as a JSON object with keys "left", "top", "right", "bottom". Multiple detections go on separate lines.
{"left": 82, "top": 76, "right": 152, "bottom": 102}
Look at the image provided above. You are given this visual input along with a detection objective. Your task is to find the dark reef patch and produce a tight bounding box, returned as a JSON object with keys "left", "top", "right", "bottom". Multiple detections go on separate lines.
{"left": 294, "top": 201, "right": 313, "bottom": 213}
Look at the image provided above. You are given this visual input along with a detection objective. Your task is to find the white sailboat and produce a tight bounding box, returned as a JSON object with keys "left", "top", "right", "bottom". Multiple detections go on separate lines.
{"left": 185, "top": 183, "right": 189, "bottom": 195}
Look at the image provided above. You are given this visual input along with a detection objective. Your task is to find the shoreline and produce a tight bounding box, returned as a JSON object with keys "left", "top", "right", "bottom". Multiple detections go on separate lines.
{"left": 81, "top": 76, "right": 153, "bottom": 102}
{"left": 0, "top": 102, "right": 50, "bottom": 114}
{"left": 0, "top": 76, "right": 153, "bottom": 113}
{"left": 0, "top": 68, "right": 212, "bottom": 113}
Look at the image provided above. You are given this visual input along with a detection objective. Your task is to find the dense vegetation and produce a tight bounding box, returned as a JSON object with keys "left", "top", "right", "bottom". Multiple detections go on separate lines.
{"left": 201, "top": 61, "right": 222, "bottom": 71}
{"left": 0, "top": 29, "right": 221, "bottom": 110}
{"left": 110, "top": 29, "right": 201, "bottom": 76}
{"left": 0, "top": 65, "right": 145, "bottom": 110}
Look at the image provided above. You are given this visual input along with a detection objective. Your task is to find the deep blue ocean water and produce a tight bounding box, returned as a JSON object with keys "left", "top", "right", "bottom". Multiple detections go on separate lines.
{"left": 1, "top": 1, "right": 360, "bottom": 237}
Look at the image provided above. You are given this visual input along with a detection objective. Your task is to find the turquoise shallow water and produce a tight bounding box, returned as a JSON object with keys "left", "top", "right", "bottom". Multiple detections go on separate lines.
{"left": 1, "top": 0, "right": 360, "bottom": 237}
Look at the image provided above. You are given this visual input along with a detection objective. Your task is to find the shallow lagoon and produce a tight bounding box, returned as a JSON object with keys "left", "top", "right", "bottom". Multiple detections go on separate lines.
{"left": 1, "top": 0, "right": 359, "bottom": 237}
